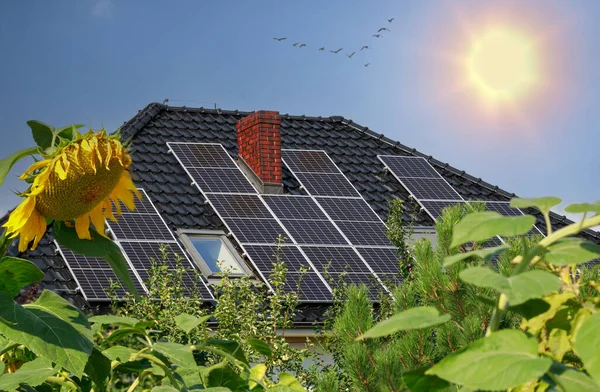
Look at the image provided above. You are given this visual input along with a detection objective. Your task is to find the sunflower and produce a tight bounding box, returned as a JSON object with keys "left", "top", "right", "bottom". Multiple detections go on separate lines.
{"left": 3, "top": 129, "right": 140, "bottom": 252}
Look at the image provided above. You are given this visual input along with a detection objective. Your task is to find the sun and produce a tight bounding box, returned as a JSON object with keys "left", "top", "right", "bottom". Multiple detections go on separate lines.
{"left": 468, "top": 29, "right": 537, "bottom": 101}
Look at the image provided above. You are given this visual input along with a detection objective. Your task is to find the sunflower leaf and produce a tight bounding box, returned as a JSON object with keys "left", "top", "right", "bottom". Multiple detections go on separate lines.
{"left": 27, "top": 120, "right": 55, "bottom": 150}
{"left": 0, "top": 290, "right": 93, "bottom": 377}
{"left": 0, "top": 256, "right": 45, "bottom": 297}
{"left": 55, "top": 124, "right": 85, "bottom": 141}
{"left": 0, "top": 146, "right": 39, "bottom": 188}
{"left": 53, "top": 221, "right": 140, "bottom": 298}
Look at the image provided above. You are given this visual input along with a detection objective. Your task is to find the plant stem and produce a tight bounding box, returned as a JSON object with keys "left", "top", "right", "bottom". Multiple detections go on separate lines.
{"left": 138, "top": 353, "right": 180, "bottom": 389}
{"left": 0, "top": 343, "right": 19, "bottom": 356}
{"left": 45, "top": 376, "right": 80, "bottom": 391}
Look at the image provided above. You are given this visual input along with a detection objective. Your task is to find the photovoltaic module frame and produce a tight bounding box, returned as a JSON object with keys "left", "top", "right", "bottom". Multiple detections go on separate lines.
{"left": 378, "top": 155, "right": 545, "bottom": 240}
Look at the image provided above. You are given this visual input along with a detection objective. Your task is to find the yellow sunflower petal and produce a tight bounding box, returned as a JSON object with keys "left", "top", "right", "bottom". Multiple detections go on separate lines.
{"left": 70, "top": 143, "right": 80, "bottom": 166}
{"left": 74, "top": 214, "right": 91, "bottom": 240}
{"left": 104, "top": 140, "right": 113, "bottom": 170}
{"left": 29, "top": 209, "right": 47, "bottom": 251}
{"left": 19, "top": 159, "right": 51, "bottom": 180}
{"left": 29, "top": 169, "right": 50, "bottom": 196}
{"left": 89, "top": 204, "right": 108, "bottom": 238}
{"left": 61, "top": 153, "right": 71, "bottom": 175}
{"left": 54, "top": 159, "right": 67, "bottom": 180}
{"left": 102, "top": 199, "right": 117, "bottom": 222}
{"left": 3, "top": 196, "right": 37, "bottom": 235}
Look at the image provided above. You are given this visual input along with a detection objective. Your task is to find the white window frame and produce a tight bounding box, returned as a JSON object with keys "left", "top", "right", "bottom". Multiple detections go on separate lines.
{"left": 178, "top": 229, "right": 251, "bottom": 278}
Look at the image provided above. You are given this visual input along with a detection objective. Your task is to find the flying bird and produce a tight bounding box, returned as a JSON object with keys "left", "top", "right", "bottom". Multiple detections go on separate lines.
{"left": 273, "top": 37, "right": 287, "bottom": 41}
{"left": 372, "top": 34, "right": 382, "bottom": 38}
{"left": 299, "top": 43, "right": 307, "bottom": 48}
{"left": 346, "top": 52, "right": 355, "bottom": 58}
{"left": 293, "top": 42, "right": 300, "bottom": 47}
{"left": 388, "top": 18, "right": 394, "bottom": 23}
{"left": 378, "top": 27, "right": 390, "bottom": 32}
{"left": 330, "top": 48, "right": 343, "bottom": 54}
{"left": 360, "top": 45, "right": 369, "bottom": 51}
{"left": 318, "top": 47, "right": 325, "bottom": 51}
{"left": 364, "top": 63, "right": 370, "bottom": 67}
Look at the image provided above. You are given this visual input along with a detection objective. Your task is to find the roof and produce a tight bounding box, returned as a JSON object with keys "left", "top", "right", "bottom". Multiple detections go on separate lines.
{"left": 7, "top": 102, "right": 600, "bottom": 320}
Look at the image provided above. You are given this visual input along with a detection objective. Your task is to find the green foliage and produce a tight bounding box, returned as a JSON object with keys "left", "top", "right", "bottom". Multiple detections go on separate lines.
{"left": 359, "top": 196, "right": 600, "bottom": 391}
{"left": 0, "top": 146, "right": 39, "bottom": 187}
{"left": 0, "top": 256, "right": 44, "bottom": 297}
{"left": 357, "top": 307, "right": 451, "bottom": 339}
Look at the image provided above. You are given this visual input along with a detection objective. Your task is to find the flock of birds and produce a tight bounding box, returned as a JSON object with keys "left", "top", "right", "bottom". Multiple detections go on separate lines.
{"left": 273, "top": 17, "right": 395, "bottom": 68}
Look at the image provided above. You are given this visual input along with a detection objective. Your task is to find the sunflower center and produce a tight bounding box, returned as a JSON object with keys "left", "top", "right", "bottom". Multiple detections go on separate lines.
{"left": 36, "top": 142, "right": 127, "bottom": 221}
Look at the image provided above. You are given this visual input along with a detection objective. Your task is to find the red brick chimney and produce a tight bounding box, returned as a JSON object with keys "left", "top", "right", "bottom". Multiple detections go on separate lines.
{"left": 236, "top": 111, "right": 282, "bottom": 192}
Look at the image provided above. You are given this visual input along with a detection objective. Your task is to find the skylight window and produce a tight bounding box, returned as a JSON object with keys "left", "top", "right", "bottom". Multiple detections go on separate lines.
{"left": 179, "top": 230, "right": 249, "bottom": 278}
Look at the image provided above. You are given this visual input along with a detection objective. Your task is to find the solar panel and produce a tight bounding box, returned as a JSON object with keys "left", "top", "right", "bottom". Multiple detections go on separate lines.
{"left": 294, "top": 172, "right": 360, "bottom": 197}
{"left": 282, "top": 150, "right": 340, "bottom": 173}
{"left": 316, "top": 197, "right": 382, "bottom": 222}
{"left": 279, "top": 219, "right": 349, "bottom": 245}
{"left": 243, "top": 245, "right": 311, "bottom": 273}
{"left": 419, "top": 200, "right": 464, "bottom": 219}
{"left": 301, "top": 246, "right": 371, "bottom": 273}
{"left": 335, "top": 221, "right": 393, "bottom": 247}
{"left": 118, "top": 242, "right": 212, "bottom": 298}
{"left": 108, "top": 214, "right": 175, "bottom": 242}
{"left": 268, "top": 271, "right": 332, "bottom": 302}
{"left": 168, "top": 143, "right": 237, "bottom": 168}
{"left": 354, "top": 247, "right": 401, "bottom": 275}
{"left": 118, "top": 194, "right": 162, "bottom": 215}
{"left": 326, "top": 272, "right": 387, "bottom": 300}
{"left": 209, "top": 194, "right": 272, "bottom": 219}
{"left": 226, "top": 218, "right": 289, "bottom": 244}
{"left": 376, "top": 273, "right": 403, "bottom": 287}
{"left": 263, "top": 195, "right": 328, "bottom": 220}
{"left": 59, "top": 248, "right": 146, "bottom": 301}
{"left": 398, "top": 178, "right": 462, "bottom": 200}
{"left": 485, "top": 202, "right": 527, "bottom": 217}
{"left": 379, "top": 156, "right": 441, "bottom": 179}
{"left": 186, "top": 167, "right": 257, "bottom": 194}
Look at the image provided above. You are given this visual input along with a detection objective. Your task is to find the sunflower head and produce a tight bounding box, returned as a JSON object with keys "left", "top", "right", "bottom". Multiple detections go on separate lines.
{"left": 3, "top": 127, "right": 140, "bottom": 252}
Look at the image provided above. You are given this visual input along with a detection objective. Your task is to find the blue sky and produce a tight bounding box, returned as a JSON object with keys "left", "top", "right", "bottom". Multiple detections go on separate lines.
{"left": 0, "top": 0, "right": 598, "bottom": 219}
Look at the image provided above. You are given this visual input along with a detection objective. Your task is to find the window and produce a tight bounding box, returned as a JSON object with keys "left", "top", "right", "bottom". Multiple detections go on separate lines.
{"left": 179, "top": 230, "right": 249, "bottom": 278}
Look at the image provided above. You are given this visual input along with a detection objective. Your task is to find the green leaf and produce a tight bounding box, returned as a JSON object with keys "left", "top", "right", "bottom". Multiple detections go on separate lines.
{"left": 276, "top": 372, "right": 306, "bottom": 391}
{"left": 0, "top": 357, "right": 55, "bottom": 390}
{"left": 153, "top": 341, "right": 195, "bottom": 369}
{"left": 84, "top": 347, "right": 111, "bottom": 388}
{"left": 574, "top": 312, "right": 600, "bottom": 382}
{"left": 102, "top": 345, "right": 136, "bottom": 362}
{"left": 27, "top": 121, "right": 55, "bottom": 150}
{"left": 0, "top": 290, "right": 93, "bottom": 377}
{"left": 443, "top": 245, "right": 509, "bottom": 267}
{"left": 547, "top": 329, "right": 571, "bottom": 362}
{"left": 507, "top": 270, "right": 562, "bottom": 305}
{"left": 246, "top": 338, "right": 272, "bottom": 359}
{"left": 545, "top": 238, "right": 600, "bottom": 266}
{"left": 0, "top": 256, "right": 45, "bottom": 297}
{"left": 55, "top": 124, "right": 84, "bottom": 141}
{"left": 402, "top": 366, "right": 452, "bottom": 392}
{"left": 0, "top": 359, "right": 4, "bottom": 374}
{"left": 151, "top": 387, "right": 179, "bottom": 392}
{"left": 0, "top": 146, "right": 39, "bottom": 188}
{"left": 88, "top": 315, "right": 140, "bottom": 327}
{"left": 545, "top": 362, "right": 600, "bottom": 392}
{"left": 509, "top": 298, "right": 551, "bottom": 320}
{"left": 53, "top": 221, "right": 139, "bottom": 297}
{"left": 358, "top": 307, "right": 451, "bottom": 340}
{"left": 564, "top": 202, "right": 600, "bottom": 215}
{"left": 249, "top": 364, "right": 267, "bottom": 390}
{"left": 451, "top": 212, "right": 535, "bottom": 248}
{"left": 510, "top": 196, "right": 562, "bottom": 215}
{"left": 459, "top": 267, "right": 509, "bottom": 291}
{"left": 174, "top": 313, "right": 210, "bottom": 333}
{"left": 426, "top": 330, "right": 552, "bottom": 390}
{"left": 205, "top": 338, "right": 248, "bottom": 365}
{"left": 207, "top": 365, "right": 247, "bottom": 390}
{"left": 460, "top": 268, "right": 561, "bottom": 306}
{"left": 101, "top": 326, "right": 146, "bottom": 346}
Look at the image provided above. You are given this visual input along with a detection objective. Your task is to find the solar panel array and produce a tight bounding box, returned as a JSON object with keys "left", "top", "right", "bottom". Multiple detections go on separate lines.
{"left": 56, "top": 189, "right": 214, "bottom": 302}
{"left": 170, "top": 143, "right": 405, "bottom": 301}
{"left": 378, "top": 155, "right": 544, "bottom": 240}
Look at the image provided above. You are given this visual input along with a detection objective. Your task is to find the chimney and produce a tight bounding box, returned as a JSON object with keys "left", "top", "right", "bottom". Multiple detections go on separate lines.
{"left": 236, "top": 110, "right": 283, "bottom": 194}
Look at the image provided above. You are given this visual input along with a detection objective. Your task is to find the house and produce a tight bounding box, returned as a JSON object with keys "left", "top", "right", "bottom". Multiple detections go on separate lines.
{"left": 5, "top": 103, "right": 599, "bottom": 331}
